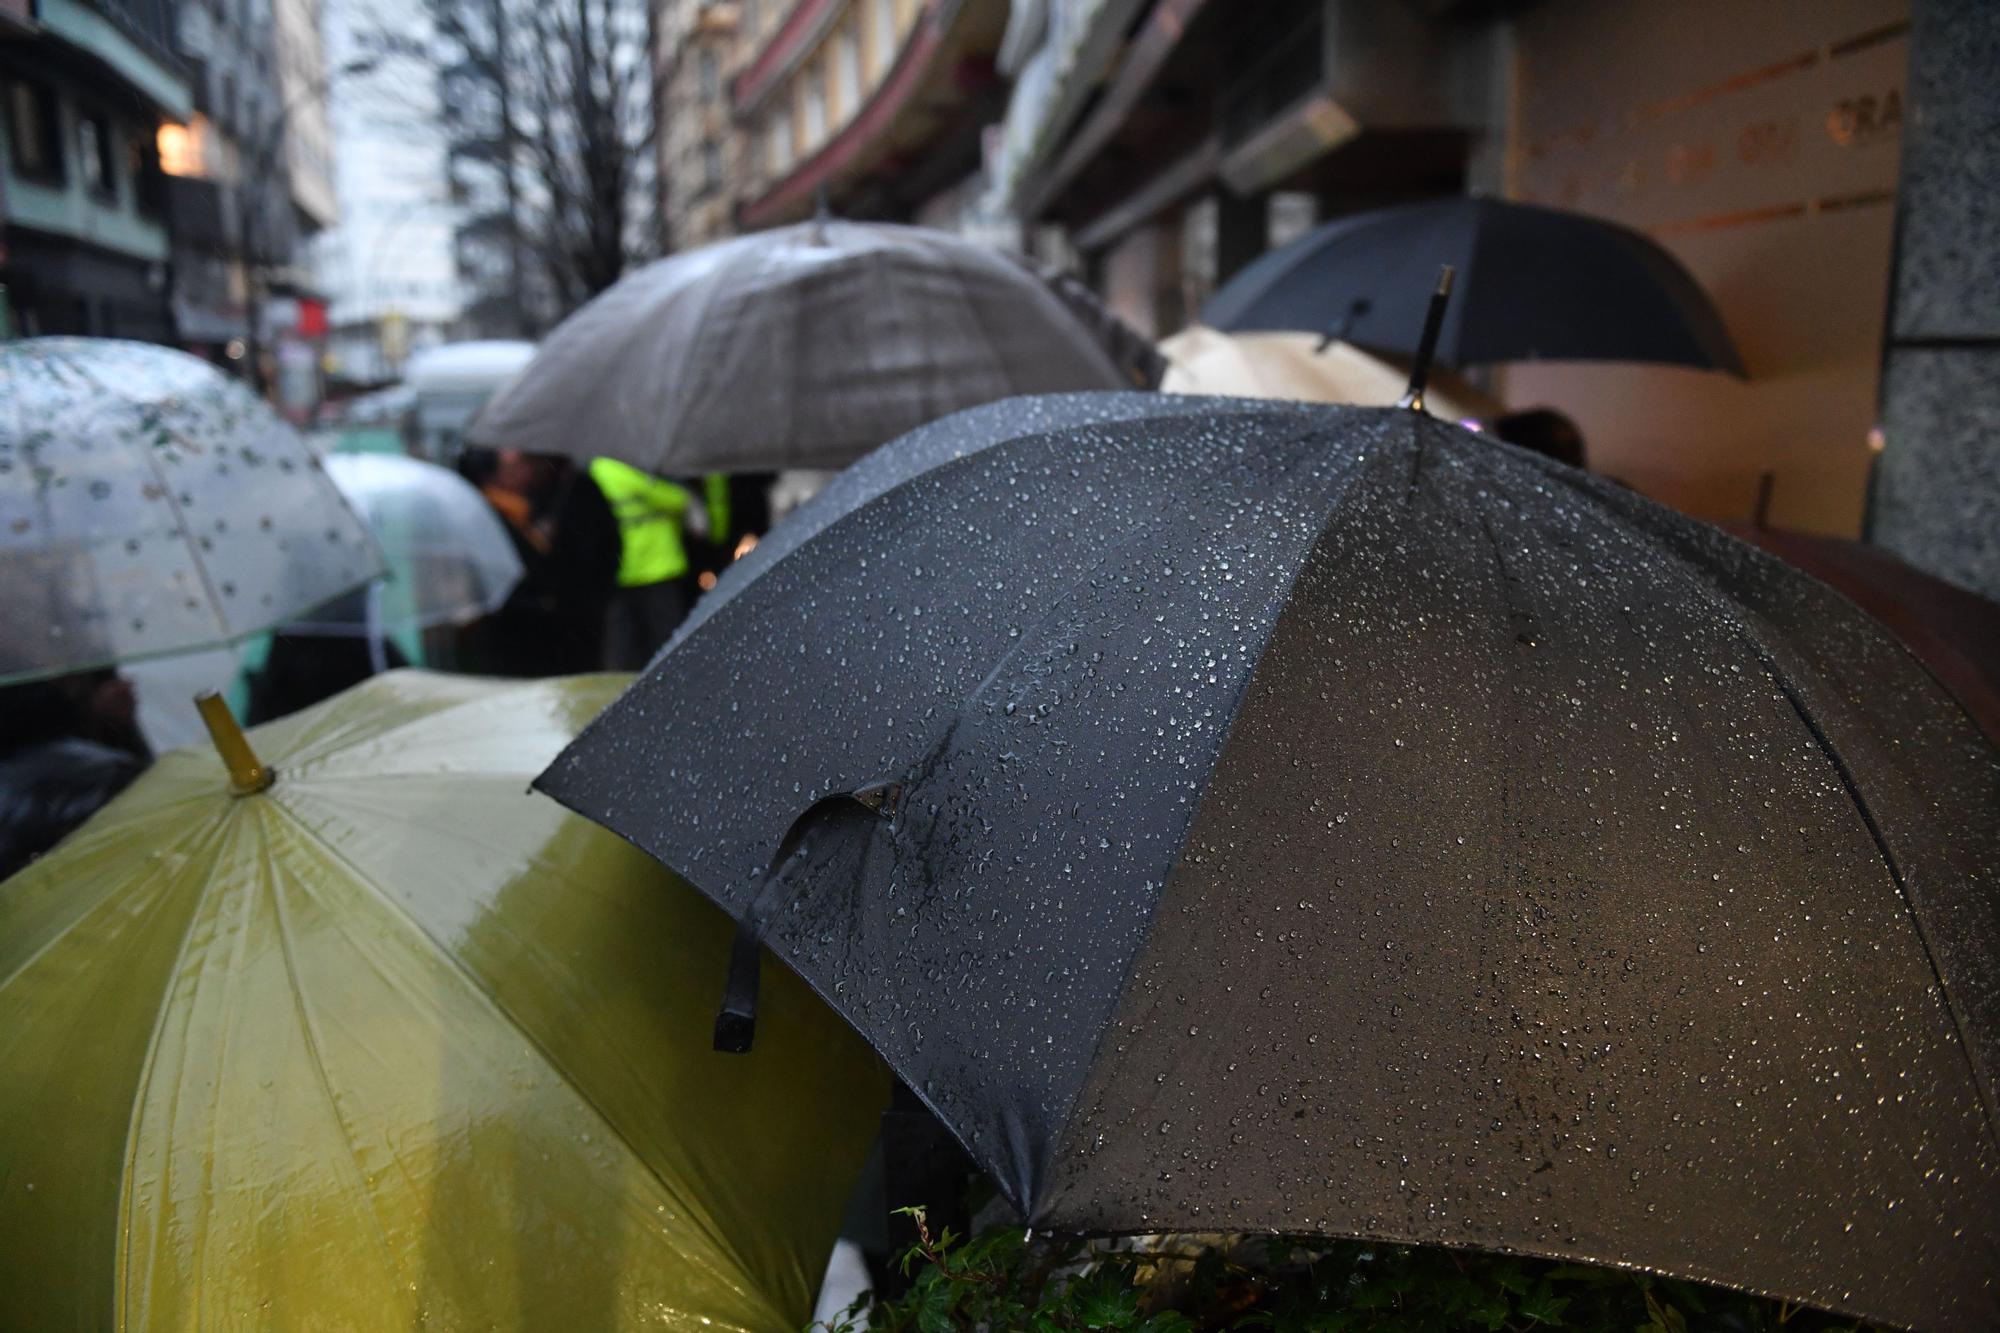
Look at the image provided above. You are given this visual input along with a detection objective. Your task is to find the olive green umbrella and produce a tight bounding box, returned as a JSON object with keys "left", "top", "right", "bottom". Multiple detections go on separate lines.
{"left": 0, "top": 671, "right": 887, "bottom": 1330}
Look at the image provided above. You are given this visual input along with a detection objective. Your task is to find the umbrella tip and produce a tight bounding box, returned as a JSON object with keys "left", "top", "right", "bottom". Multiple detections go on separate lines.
{"left": 1398, "top": 264, "right": 1456, "bottom": 414}
{"left": 195, "top": 691, "right": 275, "bottom": 795}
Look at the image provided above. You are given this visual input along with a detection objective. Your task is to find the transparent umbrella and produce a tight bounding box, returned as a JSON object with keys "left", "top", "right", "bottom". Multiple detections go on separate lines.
{"left": 0, "top": 338, "right": 382, "bottom": 685}
{"left": 282, "top": 452, "right": 523, "bottom": 664}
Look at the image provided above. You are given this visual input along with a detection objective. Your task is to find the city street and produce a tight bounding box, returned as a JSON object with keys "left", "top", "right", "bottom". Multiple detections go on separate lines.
{"left": 2, "top": 1, "right": 1997, "bottom": 1330}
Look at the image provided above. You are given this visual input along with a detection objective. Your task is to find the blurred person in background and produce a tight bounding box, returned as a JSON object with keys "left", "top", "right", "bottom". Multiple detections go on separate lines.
{"left": 589, "top": 458, "right": 704, "bottom": 670}
{"left": 0, "top": 668, "right": 151, "bottom": 880}
{"left": 458, "top": 447, "right": 620, "bottom": 676}
{"left": 686, "top": 472, "right": 776, "bottom": 592}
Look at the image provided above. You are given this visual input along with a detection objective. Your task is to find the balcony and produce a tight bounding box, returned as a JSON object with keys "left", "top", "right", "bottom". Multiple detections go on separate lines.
{"left": 35, "top": 0, "right": 191, "bottom": 118}
{"left": 735, "top": 0, "right": 1008, "bottom": 228}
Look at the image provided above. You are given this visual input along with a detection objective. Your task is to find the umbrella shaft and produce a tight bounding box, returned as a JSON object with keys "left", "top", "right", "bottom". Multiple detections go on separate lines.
{"left": 1399, "top": 265, "right": 1456, "bottom": 412}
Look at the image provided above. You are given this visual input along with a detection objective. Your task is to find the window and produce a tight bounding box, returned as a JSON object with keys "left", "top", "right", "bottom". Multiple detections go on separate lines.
{"left": 834, "top": 26, "right": 862, "bottom": 120}
{"left": 78, "top": 112, "right": 118, "bottom": 197}
{"left": 157, "top": 118, "right": 206, "bottom": 176}
{"left": 6, "top": 79, "right": 64, "bottom": 182}
{"left": 868, "top": 0, "right": 898, "bottom": 76}
{"left": 698, "top": 49, "right": 720, "bottom": 102}
{"left": 801, "top": 63, "right": 826, "bottom": 149}
{"left": 130, "top": 131, "right": 168, "bottom": 218}
{"left": 765, "top": 115, "right": 791, "bottom": 177}
{"left": 702, "top": 138, "right": 723, "bottom": 193}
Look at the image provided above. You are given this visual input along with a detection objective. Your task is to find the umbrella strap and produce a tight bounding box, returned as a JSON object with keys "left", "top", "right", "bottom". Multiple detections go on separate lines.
{"left": 712, "top": 780, "right": 904, "bottom": 1053}
{"left": 712, "top": 919, "right": 763, "bottom": 1053}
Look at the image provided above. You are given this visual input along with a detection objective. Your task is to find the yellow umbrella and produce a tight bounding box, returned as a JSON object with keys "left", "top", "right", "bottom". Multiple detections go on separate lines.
{"left": 0, "top": 672, "right": 887, "bottom": 1331}
{"left": 1159, "top": 324, "right": 1501, "bottom": 422}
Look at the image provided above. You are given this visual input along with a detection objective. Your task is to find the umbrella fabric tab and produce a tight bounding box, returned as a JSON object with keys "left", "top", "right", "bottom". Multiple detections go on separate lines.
{"left": 713, "top": 919, "right": 763, "bottom": 1053}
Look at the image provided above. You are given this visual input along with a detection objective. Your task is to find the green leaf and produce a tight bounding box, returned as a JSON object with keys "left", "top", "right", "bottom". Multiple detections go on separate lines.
{"left": 913, "top": 1272, "right": 959, "bottom": 1333}
{"left": 1468, "top": 1288, "right": 1513, "bottom": 1330}
{"left": 1072, "top": 1274, "right": 1143, "bottom": 1328}
{"left": 1520, "top": 1281, "right": 1570, "bottom": 1326}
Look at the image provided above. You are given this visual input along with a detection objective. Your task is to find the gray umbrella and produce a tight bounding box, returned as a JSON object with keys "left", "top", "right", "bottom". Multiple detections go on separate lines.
{"left": 468, "top": 221, "right": 1134, "bottom": 473}
{"left": 541, "top": 394, "right": 2000, "bottom": 1330}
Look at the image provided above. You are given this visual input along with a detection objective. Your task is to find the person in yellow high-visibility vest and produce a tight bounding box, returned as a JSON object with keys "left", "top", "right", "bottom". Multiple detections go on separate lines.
{"left": 589, "top": 457, "right": 706, "bottom": 670}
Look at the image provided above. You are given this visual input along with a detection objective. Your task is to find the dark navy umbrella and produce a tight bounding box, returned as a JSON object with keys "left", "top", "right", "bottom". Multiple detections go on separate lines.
{"left": 541, "top": 395, "right": 1997, "bottom": 1330}
{"left": 1203, "top": 198, "right": 1744, "bottom": 375}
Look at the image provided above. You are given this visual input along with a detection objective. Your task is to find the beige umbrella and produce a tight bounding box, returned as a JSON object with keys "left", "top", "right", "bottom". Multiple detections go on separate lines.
{"left": 1159, "top": 324, "right": 1500, "bottom": 422}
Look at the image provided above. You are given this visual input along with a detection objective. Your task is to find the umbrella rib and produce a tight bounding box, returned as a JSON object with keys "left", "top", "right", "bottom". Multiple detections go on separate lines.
{"left": 56, "top": 350, "right": 240, "bottom": 646}
{"left": 672, "top": 241, "right": 758, "bottom": 470}
{"left": 111, "top": 809, "right": 242, "bottom": 1329}
{"left": 0, "top": 793, "right": 213, "bottom": 996}
{"left": 1519, "top": 458, "right": 2000, "bottom": 1155}
{"left": 1014, "top": 421, "right": 1377, "bottom": 1215}
{"left": 1461, "top": 462, "right": 1870, "bottom": 1242}
{"left": 258, "top": 803, "right": 415, "bottom": 1295}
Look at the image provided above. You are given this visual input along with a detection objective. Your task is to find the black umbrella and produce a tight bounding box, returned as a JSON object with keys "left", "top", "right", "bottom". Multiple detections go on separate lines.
{"left": 1203, "top": 198, "right": 1745, "bottom": 375}
{"left": 540, "top": 396, "right": 1998, "bottom": 1330}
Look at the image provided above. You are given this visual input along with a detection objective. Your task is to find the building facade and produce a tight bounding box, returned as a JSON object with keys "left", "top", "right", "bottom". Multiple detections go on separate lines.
{"left": 154, "top": 0, "right": 338, "bottom": 418}
{"left": 0, "top": 0, "right": 190, "bottom": 340}
{"left": 161, "top": 0, "right": 292, "bottom": 364}
{"left": 655, "top": 0, "right": 742, "bottom": 250}
{"left": 982, "top": 0, "right": 1941, "bottom": 552}
{"left": 734, "top": 0, "right": 1010, "bottom": 228}
{"left": 1866, "top": 0, "right": 2000, "bottom": 601}
{"left": 272, "top": 0, "right": 333, "bottom": 232}
{"left": 652, "top": 0, "right": 1014, "bottom": 248}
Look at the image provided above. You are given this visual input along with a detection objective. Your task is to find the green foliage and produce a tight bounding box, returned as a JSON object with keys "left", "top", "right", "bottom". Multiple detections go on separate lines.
{"left": 813, "top": 1210, "right": 1875, "bottom": 1333}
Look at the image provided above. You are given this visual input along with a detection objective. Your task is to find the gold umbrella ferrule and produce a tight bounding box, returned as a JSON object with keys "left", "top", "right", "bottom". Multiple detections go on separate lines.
{"left": 195, "top": 692, "right": 275, "bottom": 795}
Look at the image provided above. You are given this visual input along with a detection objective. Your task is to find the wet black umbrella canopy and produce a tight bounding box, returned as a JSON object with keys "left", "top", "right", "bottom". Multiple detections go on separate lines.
{"left": 540, "top": 396, "right": 2000, "bottom": 1330}
{"left": 1202, "top": 197, "right": 1745, "bottom": 375}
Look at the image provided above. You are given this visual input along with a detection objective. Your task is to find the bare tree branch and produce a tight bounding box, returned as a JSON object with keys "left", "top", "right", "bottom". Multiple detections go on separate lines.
{"left": 408, "top": 0, "right": 654, "bottom": 331}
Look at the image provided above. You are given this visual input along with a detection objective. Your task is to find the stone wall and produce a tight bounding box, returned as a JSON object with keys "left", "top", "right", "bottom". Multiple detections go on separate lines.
{"left": 1867, "top": 0, "right": 2000, "bottom": 599}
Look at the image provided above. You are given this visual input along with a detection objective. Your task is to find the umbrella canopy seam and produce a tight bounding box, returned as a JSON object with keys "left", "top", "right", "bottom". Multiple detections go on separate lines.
{"left": 112, "top": 806, "right": 248, "bottom": 1330}
{"left": 253, "top": 776, "right": 781, "bottom": 1317}
{"left": 62, "top": 346, "right": 390, "bottom": 635}
{"left": 248, "top": 802, "right": 412, "bottom": 1295}
{"left": 61, "top": 350, "right": 240, "bottom": 653}
{"left": 1017, "top": 418, "right": 1386, "bottom": 1215}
